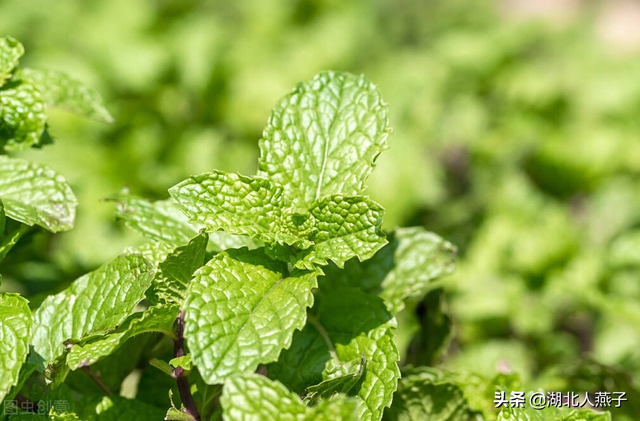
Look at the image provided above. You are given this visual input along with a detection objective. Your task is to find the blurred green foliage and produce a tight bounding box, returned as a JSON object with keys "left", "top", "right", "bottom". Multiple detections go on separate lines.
{"left": 1, "top": 0, "right": 639, "bottom": 419}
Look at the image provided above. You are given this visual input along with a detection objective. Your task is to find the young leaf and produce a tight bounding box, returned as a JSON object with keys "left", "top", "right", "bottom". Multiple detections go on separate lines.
{"left": 323, "top": 227, "right": 456, "bottom": 313}
{"left": 0, "top": 293, "right": 31, "bottom": 402}
{"left": 32, "top": 253, "right": 154, "bottom": 363}
{"left": 16, "top": 68, "right": 113, "bottom": 123}
{"left": 383, "top": 367, "right": 472, "bottom": 421}
{"left": 0, "top": 82, "right": 47, "bottom": 150}
{"left": 258, "top": 71, "right": 390, "bottom": 207}
{"left": 147, "top": 232, "right": 208, "bottom": 306}
{"left": 0, "top": 156, "right": 77, "bottom": 232}
{"left": 183, "top": 248, "right": 318, "bottom": 384}
{"left": 169, "top": 170, "right": 301, "bottom": 246}
{"left": 269, "top": 288, "right": 400, "bottom": 421}
{"left": 169, "top": 354, "right": 192, "bottom": 371}
{"left": 65, "top": 304, "right": 179, "bottom": 369}
{"left": 0, "top": 37, "right": 23, "bottom": 85}
{"left": 302, "top": 194, "right": 386, "bottom": 268}
{"left": 221, "top": 373, "right": 358, "bottom": 421}
{"left": 112, "top": 193, "right": 199, "bottom": 246}
{"left": 164, "top": 407, "right": 195, "bottom": 421}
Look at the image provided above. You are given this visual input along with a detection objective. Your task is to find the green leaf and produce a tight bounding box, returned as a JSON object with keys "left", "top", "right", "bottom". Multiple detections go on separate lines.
{"left": 0, "top": 293, "right": 31, "bottom": 402}
{"left": 0, "top": 222, "right": 30, "bottom": 261}
{"left": 0, "top": 37, "right": 23, "bottom": 85}
{"left": 169, "top": 354, "right": 192, "bottom": 371}
{"left": 164, "top": 407, "right": 194, "bottom": 421}
{"left": 147, "top": 233, "right": 208, "bottom": 306}
{"left": 300, "top": 194, "right": 386, "bottom": 268}
{"left": 65, "top": 304, "right": 179, "bottom": 369}
{"left": 309, "top": 395, "right": 361, "bottom": 421}
{"left": 269, "top": 288, "right": 400, "bottom": 421}
{"left": 169, "top": 170, "right": 301, "bottom": 246}
{"left": 376, "top": 229, "right": 455, "bottom": 311}
{"left": 323, "top": 227, "right": 456, "bottom": 313}
{"left": 192, "top": 381, "right": 224, "bottom": 421}
{"left": 183, "top": 248, "right": 317, "bottom": 384}
{"left": 32, "top": 253, "right": 154, "bottom": 363}
{"left": 221, "top": 373, "right": 358, "bottom": 421}
{"left": 65, "top": 334, "right": 153, "bottom": 395}
{"left": 383, "top": 367, "right": 472, "bottom": 421}
{"left": 0, "top": 82, "right": 47, "bottom": 150}
{"left": 114, "top": 193, "right": 260, "bottom": 252}
{"left": 305, "top": 356, "right": 366, "bottom": 405}
{"left": 112, "top": 193, "right": 199, "bottom": 246}
{"left": 258, "top": 71, "right": 390, "bottom": 208}
{"left": 170, "top": 171, "right": 386, "bottom": 268}
{"left": 16, "top": 68, "right": 113, "bottom": 123}
{"left": 403, "top": 290, "right": 453, "bottom": 367}
{"left": 0, "top": 156, "right": 77, "bottom": 232}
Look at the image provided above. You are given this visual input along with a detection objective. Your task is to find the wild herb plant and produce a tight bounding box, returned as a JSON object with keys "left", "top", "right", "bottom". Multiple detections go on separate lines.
{"left": 0, "top": 37, "right": 612, "bottom": 421}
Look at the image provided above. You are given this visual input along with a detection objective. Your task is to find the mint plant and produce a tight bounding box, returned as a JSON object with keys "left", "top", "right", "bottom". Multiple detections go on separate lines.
{"left": 0, "top": 36, "right": 111, "bottom": 416}
{"left": 110, "top": 71, "right": 425, "bottom": 420}
{"left": 0, "top": 40, "right": 613, "bottom": 420}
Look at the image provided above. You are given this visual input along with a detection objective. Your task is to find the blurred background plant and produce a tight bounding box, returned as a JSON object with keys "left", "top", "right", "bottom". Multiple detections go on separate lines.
{"left": 1, "top": 0, "right": 639, "bottom": 419}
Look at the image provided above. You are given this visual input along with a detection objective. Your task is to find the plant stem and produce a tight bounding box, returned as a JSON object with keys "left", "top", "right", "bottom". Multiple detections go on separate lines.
{"left": 0, "top": 224, "right": 31, "bottom": 260}
{"left": 307, "top": 314, "right": 339, "bottom": 363}
{"left": 80, "top": 366, "right": 113, "bottom": 396}
{"left": 174, "top": 310, "right": 201, "bottom": 421}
